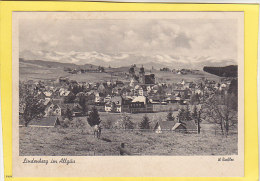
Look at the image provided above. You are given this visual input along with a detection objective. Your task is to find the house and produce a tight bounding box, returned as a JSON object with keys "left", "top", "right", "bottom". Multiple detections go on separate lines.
{"left": 146, "top": 85, "right": 152, "bottom": 93}
{"left": 134, "top": 85, "right": 147, "bottom": 96}
{"left": 98, "top": 83, "right": 106, "bottom": 93}
{"left": 44, "top": 102, "right": 62, "bottom": 117}
{"left": 59, "top": 77, "right": 69, "bottom": 84}
{"left": 95, "top": 92, "right": 103, "bottom": 103}
{"left": 38, "top": 91, "right": 46, "bottom": 99}
{"left": 129, "top": 78, "right": 138, "bottom": 87}
{"left": 136, "top": 87, "right": 144, "bottom": 96}
{"left": 105, "top": 96, "right": 123, "bottom": 113}
{"left": 43, "top": 98, "right": 52, "bottom": 106}
{"left": 154, "top": 121, "right": 177, "bottom": 133}
{"left": 60, "top": 103, "right": 84, "bottom": 117}
{"left": 70, "top": 80, "right": 78, "bottom": 86}
{"left": 116, "top": 80, "right": 124, "bottom": 87}
{"left": 43, "top": 91, "right": 52, "bottom": 98}
{"left": 52, "top": 105, "right": 62, "bottom": 116}
{"left": 19, "top": 116, "right": 61, "bottom": 128}
{"left": 86, "top": 92, "right": 95, "bottom": 104}
{"left": 112, "top": 87, "right": 120, "bottom": 95}
{"left": 104, "top": 95, "right": 112, "bottom": 102}
{"left": 60, "top": 90, "right": 73, "bottom": 97}
{"left": 154, "top": 120, "right": 197, "bottom": 133}
{"left": 175, "top": 120, "right": 197, "bottom": 133}
{"left": 72, "top": 104, "right": 84, "bottom": 117}
{"left": 105, "top": 102, "right": 115, "bottom": 112}
{"left": 129, "top": 96, "right": 153, "bottom": 113}
{"left": 132, "top": 96, "right": 150, "bottom": 105}
{"left": 44, "top": 103, "right": 55, "bottom": 117}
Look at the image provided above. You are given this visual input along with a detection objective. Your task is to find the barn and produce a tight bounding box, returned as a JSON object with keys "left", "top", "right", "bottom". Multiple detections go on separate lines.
{"left": 175, "top": 120, "right": 197, "bottom": 133}
{"left": 154, "top": 120, "right": 197, "bottom": 133}
{"left": 19, "top": 116, "right": 61, "bottom": 128}
{"left": 154, "top": 121, "right": 177, "bottom": 133}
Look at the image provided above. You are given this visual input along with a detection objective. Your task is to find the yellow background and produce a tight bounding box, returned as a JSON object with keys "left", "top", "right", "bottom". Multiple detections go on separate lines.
{"left": 0, "top": 2, "right": 258, "bottom": 181}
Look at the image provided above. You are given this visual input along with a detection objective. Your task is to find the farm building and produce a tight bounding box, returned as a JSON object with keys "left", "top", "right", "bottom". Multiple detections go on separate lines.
{"left": 19, "top": 116, "right": 61, "bottom": 128}
{"left": 154, "top": 120, "right": 197, "bottom": 133}
{"left": 175, "top": 120, "right": 197, "bottom": 133}
{"left": 154, "top": 121, "right": 177, "bottom": 133}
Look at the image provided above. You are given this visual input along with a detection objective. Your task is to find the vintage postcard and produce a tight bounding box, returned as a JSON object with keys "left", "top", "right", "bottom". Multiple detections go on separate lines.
{"left": 11, "top": 11, "right": 244, "bottom": 177}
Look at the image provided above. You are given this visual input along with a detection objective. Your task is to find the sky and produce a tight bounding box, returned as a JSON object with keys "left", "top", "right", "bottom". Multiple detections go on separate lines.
{"left": 19, "top": 18, "right": 238, "bottom": 65}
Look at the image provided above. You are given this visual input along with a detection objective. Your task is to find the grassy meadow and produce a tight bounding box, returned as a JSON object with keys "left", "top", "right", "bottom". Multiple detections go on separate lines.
{"left": 19, "top": 119, "right": 238, "bottom": 156}
{"left": 20, "top": 61, "right": 220, "bottom": 83}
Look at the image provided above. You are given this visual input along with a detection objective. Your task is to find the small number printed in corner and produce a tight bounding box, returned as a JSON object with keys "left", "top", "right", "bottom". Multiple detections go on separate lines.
{"left": 218, "top": 157, "right": 234, "bottom": 161}
{"left": 5, "top": 175, "right": 12, "bottom": 178}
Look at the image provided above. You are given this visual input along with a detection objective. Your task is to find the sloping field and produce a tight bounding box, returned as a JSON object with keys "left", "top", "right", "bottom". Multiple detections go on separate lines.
{"left": 20, "top": 61, "right": 122, "bottom": 82}
{"left": 19, "top": 124, "right": 237, "bottom": 156}
{"left": 20, "top": 61, "right": 220, "bottom": 83}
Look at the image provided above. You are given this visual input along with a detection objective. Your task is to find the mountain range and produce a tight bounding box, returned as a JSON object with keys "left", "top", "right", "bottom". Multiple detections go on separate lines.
{"left": 20, "top": 50, "right": 237, "bottom": 70}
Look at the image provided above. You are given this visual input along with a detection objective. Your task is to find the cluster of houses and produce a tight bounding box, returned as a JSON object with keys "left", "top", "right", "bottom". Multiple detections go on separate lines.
{"left": 160, "top": 68, "right": 202, "bottom": 75}
{"left": 19, "top": 65, "right": 232, "bottom": 132}
{"left": 64, "top": 66, "right": 105, "bottom": 74}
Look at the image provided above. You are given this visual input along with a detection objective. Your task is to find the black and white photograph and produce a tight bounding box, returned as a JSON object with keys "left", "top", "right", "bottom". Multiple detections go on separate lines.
{"left": 12, "top": 11, "right": 244, "bottom": 177}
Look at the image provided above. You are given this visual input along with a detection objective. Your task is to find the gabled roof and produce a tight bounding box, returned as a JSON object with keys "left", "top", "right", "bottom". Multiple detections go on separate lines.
{"left": 43, "top": 98, "right": 51, "bottom": 106}
{"left": 43, "top": 91, "right": 52, "bottom": 97}
{"left": 20, "top": 116, "right": 61, "bottom": 127}
{"left": 110, "top": 96, "right": 123, "bottom": 105}
{"left": 132, "top": 96, "right": 148, "bottom": 103}
{"left": 60, "top": 90, "right": 72, "bottom": 96}
{"left": 155, "top": 121, "right": 176, "bottom": 130}
{"left": 76, "top": 92, "right": 86, "bottom": 97}
{"left": 53, "top": 104, "right": 61, "bottom": 110}
{"left": 180, "top": 120, "right": 197, "bottom": 130}
{"left": 172, "top": 123, "right": 182, "bottom": 130}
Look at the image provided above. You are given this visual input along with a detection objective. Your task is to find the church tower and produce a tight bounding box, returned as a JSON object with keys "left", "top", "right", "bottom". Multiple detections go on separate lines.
{"left": 139, "top": 65, "right": 145, "bottom": 84}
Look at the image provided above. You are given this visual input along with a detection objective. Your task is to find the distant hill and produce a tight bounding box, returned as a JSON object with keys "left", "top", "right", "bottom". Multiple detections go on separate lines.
{"left": 20, "top": 50, "right": 237, "bottom": 70}
{"left": 203, "top": 65, "right": 237, "bottom": 77}
{"left": 19, "top": 58, "right": 99, "bottom": 70}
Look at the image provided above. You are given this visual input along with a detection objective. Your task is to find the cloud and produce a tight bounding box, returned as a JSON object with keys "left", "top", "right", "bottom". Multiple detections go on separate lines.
{"left": 19, "top": 18, "right": 238, "bottom": 63}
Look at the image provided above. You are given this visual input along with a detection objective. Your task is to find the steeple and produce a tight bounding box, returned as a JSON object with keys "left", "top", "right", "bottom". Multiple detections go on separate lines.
{"left": 139, "top": 65, "right": 145, "bottom": 75}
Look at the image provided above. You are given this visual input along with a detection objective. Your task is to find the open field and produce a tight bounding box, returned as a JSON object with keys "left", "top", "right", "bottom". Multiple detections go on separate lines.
{"left": 20, "top": 61, "right": 220, "bottom": 83}
{"left": 99, "top": 111, "right": 180, "bottom": 128}
{"left": 19, "top": 123, "right": 237, "bottom": 156}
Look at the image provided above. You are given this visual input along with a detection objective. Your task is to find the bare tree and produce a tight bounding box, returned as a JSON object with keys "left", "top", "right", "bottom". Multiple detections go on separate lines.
{"left": 202, "top": 93, "right": 237, "bottom": 135}
{"left": 19, "top": 83, "right": 45, "bottom": 127}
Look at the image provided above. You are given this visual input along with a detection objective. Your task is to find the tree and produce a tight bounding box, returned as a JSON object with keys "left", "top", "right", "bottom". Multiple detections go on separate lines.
{"left": 121, "top": 114, "right": 135, "bottom": 130}
{"left": 63, "top": 94, "right": 76, "bottom": 103}
{"left": 190, "top": 93, "right": 200, "bottom": 105}
{"left": 166, "top": 108, "right": 175, "bottom": 121}
{"left": 192, "top": 105, "right": 198, "bottom": 123}
{"left": 71, "top": 85, "right": 81, "bottom": 95}
{"left": 192, "top": 105, "right": 202, "bottom": 134}
{"left": 87, "top": 107, "right": 101, "bottom": 127}
{"left": 19, "top": 84, "right": 45, "bottom": 127}
{"left": 139, "top": 115, "right": 150, "bottom": 130}
{"left": 64, "top": 107, "right": 73, "bottom": 121}
{"left": 228, "top": 79, "right": 238, "bottom": 110}
{"left": 78, "top": 96, "right": 88, "bottom": 115}
{"left": 177, "top": 105, "right": 192, "bottom": 123}
{"left": 177, "top": 108, "right": 186, "bottom": 122}
{"left": 184, "top": 104, "right": 192, "bottom": 121}
{"left": 203, "top": 93, "right": 237, "bottom": 135}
